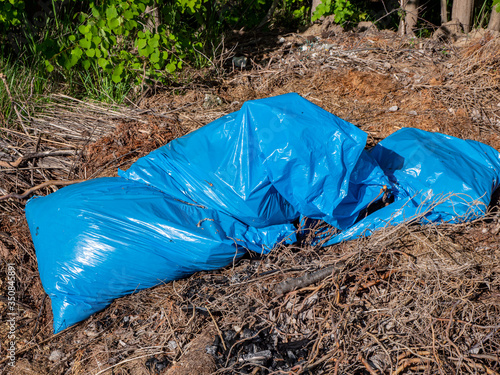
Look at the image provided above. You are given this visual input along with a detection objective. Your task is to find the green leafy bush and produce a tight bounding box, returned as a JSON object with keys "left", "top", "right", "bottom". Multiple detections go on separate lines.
{"left": 311, "top": 0, "right": 366, "bottom": 24}
{"left": 0, "top": 0, "right": 24, "bottom": 28}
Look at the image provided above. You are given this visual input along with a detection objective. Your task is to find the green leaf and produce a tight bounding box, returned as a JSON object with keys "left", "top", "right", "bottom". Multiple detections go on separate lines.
{"left": 166, "top": 62, "right": 176, "bottom": 73}
{"left": 68, "top": 34, "right": 76, "bottom": 42}
{"left": 148, "top": 37, "right": 159, "bottom": 48}
{"left": 137, "top": 38, "right": 147, "bottom": 49}
{"left": 91, "top": 6, "right": 100, "bottom": 18}
{"left": 95, "top": 49, "right": 102, "bottom": 58}
{"left": 106, "top": 5, "right": 118, "bottom": 20}
{"left": 108, "top": 17, "right": 120, "bottom": 29}
{"left": 79, "top": 38, "right": 91, "bottom": 49}
{"left": 145, "top": 44, "right": 154, "bottom": 55}
{"left": 138, "top": 47, "right": 150, "bottom": 57}
{"left": 72, "top": 47, "right": 83, "bottom": 58}
{"left": 69, "top": 54, "right": 79, "bottom": 67}
{"left": 138, "top": 31, "right": 146, "bottom": 38}
{"left": 92, "top": 36, "right": 101, "bottom": 45}
{"left": 98, "top": 57, "right": 109, "bottom": 68}
{"left": 45, "top": 60, "right": 54, "bottom": 73}
{"left": 85, "top": 48, "right": 95, "bottom": 57}
{"left": 125, "top": 20, "right": 137, "bottom": 30}
{"left": 112, "top": 64, "right": 124, "bottom": 83}
{"left": 150, "top": 52, "right": 160, "bottom": 63}
{"left": 123, "top": 10, "right": 134, "bottom": 20}
{"left": 78, "top": 25, "right": 87, "bottom": 34}
{"left": 83, "top": 59, "right": 91, "bottom": 70}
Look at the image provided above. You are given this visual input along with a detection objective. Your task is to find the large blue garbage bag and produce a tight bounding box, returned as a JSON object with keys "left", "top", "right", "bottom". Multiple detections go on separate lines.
{"left": 119, "top": 93, "right": 389, "bottom": 229}
{"left": 26, "top": 178, "right": 296, "bottom": 332}
{"left": 26, "top": 93, "right": 390, "bottom": 333}
{"left": 25, "top": 93, "right": 500, "bottom": 333}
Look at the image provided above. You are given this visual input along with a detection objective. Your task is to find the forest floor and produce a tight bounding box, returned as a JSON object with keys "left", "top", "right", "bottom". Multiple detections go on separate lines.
{"left": 1, "top": 20, "right": 500, "bottom": 374}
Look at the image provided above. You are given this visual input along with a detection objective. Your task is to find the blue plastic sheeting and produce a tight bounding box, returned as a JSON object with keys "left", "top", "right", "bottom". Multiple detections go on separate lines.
{"left": 25, "top": 93, "right": 500, "bottom": 333}
{"left": 118, "top": 93, "right": 389, "bottom": 229}
{"left": 26, "top": 178, "right": 296, "bottom": 332}
{"left": 326, "top": 128, "right": 500, "bottom": 244}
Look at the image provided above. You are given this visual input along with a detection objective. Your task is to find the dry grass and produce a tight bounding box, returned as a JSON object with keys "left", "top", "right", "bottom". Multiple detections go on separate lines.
{"left": 1, "top": 28, "right": 500, "bottom": 375}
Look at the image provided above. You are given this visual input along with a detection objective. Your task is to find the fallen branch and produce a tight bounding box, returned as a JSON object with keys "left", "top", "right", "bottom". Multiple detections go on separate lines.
{"left": 0, "top": 179, "right": 85, "bottom": 201}
{"left": 276, "top": 262, "right": 344, "bottom": 296}
{"left": 0, "top": 150, "right": 78, "bottom": 168}
{"left": 358, "top": 353, "right": 379, "bottom": 375}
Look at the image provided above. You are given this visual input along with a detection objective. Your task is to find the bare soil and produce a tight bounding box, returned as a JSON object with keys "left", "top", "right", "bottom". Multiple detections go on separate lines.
{"left": 1, "top": 23, "right": 500, "bottom": 375}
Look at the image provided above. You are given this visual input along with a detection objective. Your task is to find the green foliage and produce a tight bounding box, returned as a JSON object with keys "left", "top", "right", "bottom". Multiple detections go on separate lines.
{"left": 0, "top": 0, "right": 369, "bottom": 102}
{"left": 311, "top": 0, "right": 362, "bottom": 24}
{"left": 0, "top": 0, "right": 24, "bottom": 28}
{"left": 274, "top": 0, "right": 311, "bottom": 27}
{"left": 494, "top": 0, "right": 500, "bottom": 12}
{"left": 51, "top": 0, "right": 184, "bottom": 84}
{"left": 0, "top": 54, "right": 51, "bottom": 126}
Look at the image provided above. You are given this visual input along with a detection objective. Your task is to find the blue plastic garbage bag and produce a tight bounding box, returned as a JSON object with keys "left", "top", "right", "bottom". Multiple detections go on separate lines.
{"left": 119, "top": 93, "right": 390, "bottom": 229}
{"left": 26, "top": 93, "right": 390, "bottom": 333}
{"left": 26, "top": 178, "right": 296, "bottom": 332}
{"left": 327, "top": 128, "right": 500, "bottom": 244}
{"left": 25, "top": 93, "right": 500, "bottom": 334}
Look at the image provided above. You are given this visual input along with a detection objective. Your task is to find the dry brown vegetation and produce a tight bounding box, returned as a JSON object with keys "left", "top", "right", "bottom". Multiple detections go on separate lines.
{"left": 1, "top": 24, "right": 500, "bottom": 374}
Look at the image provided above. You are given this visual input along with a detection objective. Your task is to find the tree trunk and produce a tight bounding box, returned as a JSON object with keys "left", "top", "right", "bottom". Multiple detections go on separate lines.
{"left": 488, "top": 3, "right": 500, "bottom": 31}
{"left": 399, "top": 0, "right": 419, "bottom": 36}
{"left": 451, "top": 0, "right": 475, "bottom": 32}
{"left": 145, "top": 2, "right": 160, "bottom": 34}
{"left": 441, "top": 0, "right": 448, "bottom": 24}
{"left": 311, "top": 0, "right": 322, "bottom": 20}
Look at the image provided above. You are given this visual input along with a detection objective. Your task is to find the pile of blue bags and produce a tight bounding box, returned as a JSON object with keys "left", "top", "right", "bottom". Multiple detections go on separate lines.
{"left": 25, "top": 93, "right": 500, "bottom": 332}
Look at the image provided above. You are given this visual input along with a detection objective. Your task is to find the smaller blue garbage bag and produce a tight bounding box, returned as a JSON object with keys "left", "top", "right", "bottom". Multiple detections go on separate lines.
{"left": 327, "top": 128, "right": 500, "bottom": 244}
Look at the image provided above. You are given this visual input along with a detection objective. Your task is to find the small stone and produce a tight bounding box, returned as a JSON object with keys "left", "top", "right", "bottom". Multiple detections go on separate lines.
{"left": 383, "top": 62, "right": 392, "bottom": 70}
{"left": 203, "top": 93, "right": 222, "bottom": 108}
{"left": 357, "top": 21, "right": 375, "bottom": 32}
{"left": 49, "top": 350, "right": 64, "bottom": 362}
{"left": 232, "top": 56, "right": 248, "bottom": 68}
{"left": 388, "top": 105, "right": 399, "bottom": 112}
{"left": 278, "top": 37, "right": 285, "bottom": 44}
{"left": 319, "top": 43, "right": 334, "bottom": 50}
{"left": 206, "top": 345, "right": 217, "bottom": 356}
{"left": 408, "top": 110, "right": 417, "bottom": 116}
{"left": 233, "top": 325, "right": 242, "bottom": 334}
{"left": 167, "top": 340, "right": 178, "bottom": 350}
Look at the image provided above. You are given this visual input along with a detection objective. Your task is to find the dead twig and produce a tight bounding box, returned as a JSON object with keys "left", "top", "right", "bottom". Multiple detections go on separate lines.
{"left": 276, "top": 262, "right": 344, "bottom": 296}
{"left": 0, "top": 150, "right": 78, "bottom": 169}
{"left": 0, "top": 179, "right": 85, "bottom": 201}
{"left": 358, "top": 353, "right": 379, "bottom": 375}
